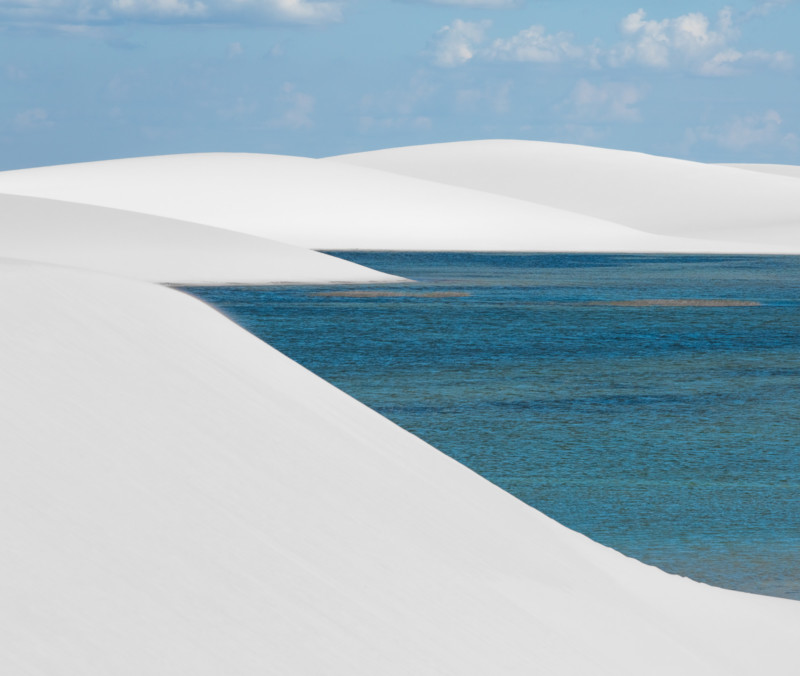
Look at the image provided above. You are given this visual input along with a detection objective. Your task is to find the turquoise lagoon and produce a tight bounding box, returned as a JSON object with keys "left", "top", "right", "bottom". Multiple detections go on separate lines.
{"left": 184, "top": 253, "right": 800, "bottom": 600}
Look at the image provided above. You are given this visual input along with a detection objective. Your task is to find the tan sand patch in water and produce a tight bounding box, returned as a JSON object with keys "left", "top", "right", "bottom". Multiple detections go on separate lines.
{"left": 589, "top": 299, "right": 760, "bottom": 307}
{"left": 315, "top": 290, "right": 470, "bottom": 298}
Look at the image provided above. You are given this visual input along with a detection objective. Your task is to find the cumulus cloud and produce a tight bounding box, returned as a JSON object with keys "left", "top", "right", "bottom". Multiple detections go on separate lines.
{"left": 744, "top": 0, "right": 792, "bottom": 19}
{"left": 609, "top": 8, "right": 792, "bottom": 75}
{"left": 410, "top": 0, "right": 521, "bottom": 6}
{"left": 610, "top": 9, "right": 730, "bottom": 69}
{"left": 0, "top": 0, "right": 341, "bottom": 25}
{"left": 430, "top": 20, "right": 588, "bottom": 67}
{"left": 565, "top": 79, "right": 643, "bottom": 122}
{"left": 429, "top": 19, "right": 490, "bottom": 67}
{"left": 485, "top": 25, "right": 585, "bottom": 63}
{"left": 699, "top": 47, "right": 792, "bottom": 75}
{"left": 429, "top": 8, "right": 792, "bottom": 76}
{"left": 686, "top": 110, "right": 798, "bottom": 151}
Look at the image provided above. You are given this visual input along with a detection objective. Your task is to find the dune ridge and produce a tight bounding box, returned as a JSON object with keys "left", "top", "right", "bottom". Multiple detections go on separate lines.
{"left": 0, "top": 193, "right": 402, "bottom": 285}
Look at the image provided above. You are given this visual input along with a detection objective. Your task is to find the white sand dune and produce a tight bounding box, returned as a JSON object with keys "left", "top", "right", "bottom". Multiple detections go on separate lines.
{"left": 723, "top": 163, "right": 800, "bottom": 180}
{"left": 1, "top": 260, "right": 798, "bottom": 675}
{"left": 331, "top": 140, "right": 800, "bottom": 247}
{"left": 0, "top": 152, "right": 793, "bottom": 253}
{"left": 0, "top": 193, "right": 402, "bottom": 285}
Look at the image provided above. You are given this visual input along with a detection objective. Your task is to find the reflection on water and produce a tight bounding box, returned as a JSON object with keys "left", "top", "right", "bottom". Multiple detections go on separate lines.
{"left": 184, "top": 253, "right": 800, "bottom": 600}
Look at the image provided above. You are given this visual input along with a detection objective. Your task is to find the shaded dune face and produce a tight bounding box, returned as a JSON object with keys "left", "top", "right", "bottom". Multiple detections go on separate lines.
{"left": 0, "top": 148, "right": 797, "bottom": 254}
{"left": 722, "top": 164, "right": 800, "bottom": 180}
{"left": 330, "top": 140, "right": 800, "bottom": 248}
{"left": 1, "top": 261, "right": 799, "bottom": 675}
{"left": 0, "top": 153, "right": 668, "bottom": 252}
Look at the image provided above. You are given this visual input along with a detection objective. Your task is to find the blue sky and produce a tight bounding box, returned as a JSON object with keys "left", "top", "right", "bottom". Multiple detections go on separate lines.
{"left": 1, "top": 0, "right": 798, "bottom": 168}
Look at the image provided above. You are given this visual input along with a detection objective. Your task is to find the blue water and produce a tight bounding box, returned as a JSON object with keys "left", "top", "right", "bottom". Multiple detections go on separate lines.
{"left": 183, "top": 253, "right": 800, "bottom": 600}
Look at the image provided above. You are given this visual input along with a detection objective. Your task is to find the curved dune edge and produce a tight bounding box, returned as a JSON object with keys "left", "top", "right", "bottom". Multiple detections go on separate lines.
{"left": 1, "top": 259, "right": 798, "bottom": 675}
{"left": 330, "top": 140, "right": 800, "bottom": 248}
{"left": 722, "top": 163, "right": 800, "bottom": 180}
{"left": 1, "top": 151, "right": 797, "bottom": 253}
{"left": 0, "top": 193, "right": 403, "bottom": 285}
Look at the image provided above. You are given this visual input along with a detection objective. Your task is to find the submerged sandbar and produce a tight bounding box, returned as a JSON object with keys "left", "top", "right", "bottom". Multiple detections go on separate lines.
{"left": 314, "top": 290, "right": 470, "bottom": 298}
{"left": 589, "top": 299, "right": 760, "bottom": 307}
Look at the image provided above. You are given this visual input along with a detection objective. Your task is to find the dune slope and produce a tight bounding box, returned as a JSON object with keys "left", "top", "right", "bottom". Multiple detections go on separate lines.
{"left": 1, "top": 260, "right": 798, "bottom": 675}
{"left": 0, "top": 193, "right": 402, "bottom": 284}
{"left": 331, "top": 140, "right": 800, "bottom": 246}
{"left": 723, "top": 163, "right": 800, "bottom": 180}
{"left": 0, "top": 152, "right": 788, "bottom": 253}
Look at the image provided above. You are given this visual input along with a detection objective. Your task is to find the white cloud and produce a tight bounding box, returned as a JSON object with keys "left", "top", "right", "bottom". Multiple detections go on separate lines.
{"left": 0, "top": 0, "right": 341, "bottom": 25}
{"left": 686, "top": 110, "right": 798, "bottom": 151}
{"left": 430, "top": 21, "right": 588, "bottom": 67}
{"left": 14, "top": 108, "right": 53, "bottom": 130}
{"left": 565, "top": 79, "right": 643, "bottom": 122}
{"left": 485, "top": 25, "right": 585, "bottom": 63}
{"left": 609, "top": 8, "right": 791, "bottom": 75}
{"left": 411, "top": 0, "right": 520, "bottom": 6}
{"left": 430, "top": 8, "right": 793, "bottom": 76}
{"left": 227, "top": 42, "right": 243, "bottom": 58}
{"left": 259, "top": 0, "right": 339, "bottom": 22}
{"left": 613, "top": 9, "right": 730, "bottom": 68}
{"left": 269, "top": 83, "right": 314, "bottom": 129}
{"left": 744, "top": 0, "right": 791, "bottom": 19}
{"left": 429, "top": 19, "right": 490, "bottom": 67}
{"left": 699, "top": 47, "right": 792, "bottom": 76}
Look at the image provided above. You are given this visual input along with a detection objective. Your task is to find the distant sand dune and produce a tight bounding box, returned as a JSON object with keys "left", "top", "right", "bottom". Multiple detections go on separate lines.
{"left": 331, "top": 140, "right": 800, "bottom": 249}
{"left": 0, "top": 149, "right": 796, "bottom": 253}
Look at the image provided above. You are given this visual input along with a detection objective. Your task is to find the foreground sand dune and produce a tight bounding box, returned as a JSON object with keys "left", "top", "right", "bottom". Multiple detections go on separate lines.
{"left": 332, "top": 140, "right": 800, "bottom": 248}
{"left": 0, "top": 193, "right": 402, "bottom": 284}
{"left": 1, "top": 260, "right": 798, "bottom": 675}
{"left": 0, "top": 152, "right": 795, "bottom": 253}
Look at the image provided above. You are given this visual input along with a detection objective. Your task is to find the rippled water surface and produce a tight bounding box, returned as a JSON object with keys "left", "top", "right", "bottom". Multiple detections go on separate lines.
{"left": 184, "top": 253, "right": 800, "bottom": 599}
